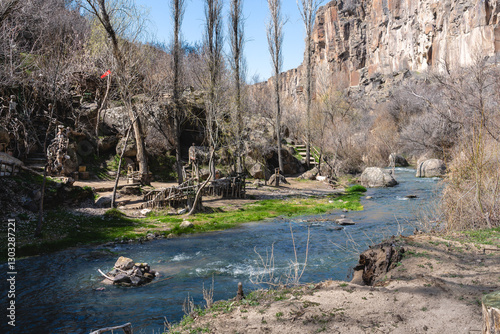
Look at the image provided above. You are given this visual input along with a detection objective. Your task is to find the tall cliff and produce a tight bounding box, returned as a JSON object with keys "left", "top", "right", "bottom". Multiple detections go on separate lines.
{"left": 274, "top": 0, "right": 500, "bottom": 99}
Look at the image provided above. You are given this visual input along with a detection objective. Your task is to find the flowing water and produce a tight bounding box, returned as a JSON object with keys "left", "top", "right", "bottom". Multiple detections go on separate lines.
{"left": 1, "top": 168, "right": 442, "bottom": 334}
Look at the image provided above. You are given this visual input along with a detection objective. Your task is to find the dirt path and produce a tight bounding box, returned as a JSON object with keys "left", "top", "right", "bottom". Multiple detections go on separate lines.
{"left": 171, "top": 234, "right": 500, "bottom": 334}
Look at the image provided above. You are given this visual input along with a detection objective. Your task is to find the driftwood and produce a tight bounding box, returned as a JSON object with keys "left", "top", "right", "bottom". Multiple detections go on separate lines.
{"left": 483, "top": 290, "right": 500, "bottom": 334}
{"left": 98, "top": 269, "right": 114, "bottom": 281}
{"left": 89, "top": 323, "right": 132, "bottom": 334}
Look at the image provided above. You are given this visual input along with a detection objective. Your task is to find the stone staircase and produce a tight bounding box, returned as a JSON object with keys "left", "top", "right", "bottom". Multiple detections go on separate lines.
{"left": 292, "top": 144, "right": 318, "bottom": 167}
{"left": 24, "top": 152, "right": 47, "bottom": 173}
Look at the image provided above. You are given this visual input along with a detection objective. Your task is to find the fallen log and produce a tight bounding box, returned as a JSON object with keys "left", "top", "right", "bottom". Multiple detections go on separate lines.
{"left": 98, "top": 269, "right": 114, "bottom": 281}
{"left": 89, "top": 322, "right": 132, "bottom": 334}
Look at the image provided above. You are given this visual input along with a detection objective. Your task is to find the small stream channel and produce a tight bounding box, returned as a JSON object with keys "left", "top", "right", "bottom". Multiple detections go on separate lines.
{"left": 1, "top": 168, "right": 442, "bottom": 334}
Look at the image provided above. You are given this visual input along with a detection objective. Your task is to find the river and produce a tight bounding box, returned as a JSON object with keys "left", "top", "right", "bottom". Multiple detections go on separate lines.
{"left": 0, "top": 168, "right": 442, "bottom": 334}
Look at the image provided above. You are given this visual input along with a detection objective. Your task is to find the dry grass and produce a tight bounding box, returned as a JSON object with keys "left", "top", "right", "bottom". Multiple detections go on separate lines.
{"left": 441, "top": 139, "right": 500, "bottom": 231}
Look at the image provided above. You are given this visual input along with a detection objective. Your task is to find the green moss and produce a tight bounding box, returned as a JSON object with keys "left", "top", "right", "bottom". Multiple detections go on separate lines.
{"left": 104, "top": 208, "right": 126, "bottom": 218}
{"left": 346, "top": 185, "right": 367, "bottom": 193}
{"left": 146, "top": 192, "right": 364, "bottom": 237}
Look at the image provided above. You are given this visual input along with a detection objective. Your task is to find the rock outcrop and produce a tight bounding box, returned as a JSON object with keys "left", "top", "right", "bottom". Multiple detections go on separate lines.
{"left": 360, "top": 167, "right": 398, "bottom": 187}
{"left": 416, "top": 158, "right": 446, "bottom": 177}
{"left": 0, "top": 154, "right": 22, "bottom": 177}
{"left": 265, "top": 0, "right": 500, "bottom": 100}
{"left": 351, "top": 241, "right": 405, "bottom": 286}
{"left": 116, "top": 137, "right": 137, "bottom": 157}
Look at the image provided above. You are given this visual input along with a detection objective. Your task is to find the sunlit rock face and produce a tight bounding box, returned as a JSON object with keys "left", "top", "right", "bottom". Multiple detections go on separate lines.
{"left": 271, "top": 0, "right": 500, "bottom": 100}
{"left": 312, "top": 0, "right": 500, "bottom": 85}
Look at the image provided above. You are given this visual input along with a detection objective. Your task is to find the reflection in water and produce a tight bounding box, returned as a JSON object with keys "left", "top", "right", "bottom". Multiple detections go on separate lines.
{"left": 0, "top": 168, "right": 442, "bottom": 334}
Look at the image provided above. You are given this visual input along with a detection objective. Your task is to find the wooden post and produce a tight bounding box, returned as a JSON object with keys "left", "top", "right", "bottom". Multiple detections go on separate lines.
{"left": 275, "top": 168, "right": 280, "bottom": 187}
{"left": 483, "top": 290, "right": 500, "bottom": 334}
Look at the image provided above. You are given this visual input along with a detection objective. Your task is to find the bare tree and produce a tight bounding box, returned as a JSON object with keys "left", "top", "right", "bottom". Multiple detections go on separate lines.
{"left": 203, "top": 0, "right": 224, "bottom": 180}
{"left": 82, "top": 0, "right": 150, "bottom": 183}
{"left": 0, "top": 0, "right": 19, "bottom": 24}
{"left": 171, "top": 0, "right": 186, "bottom": 184}
{"left": 186, "top": 0, "right": 224, "bottom": 214}
{"left": 297, "top": 0, "right": 321, "bottom": 169}
{"left": 229, "top": 0, "right": 245, "bottom": 173}
{"left": 267, "top": 0, "right": 285, "bottom": 174}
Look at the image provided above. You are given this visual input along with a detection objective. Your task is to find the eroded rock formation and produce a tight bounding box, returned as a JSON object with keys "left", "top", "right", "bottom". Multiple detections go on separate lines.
{"left": 270, "top": 0, "right": 500, "bottom": 99}
{"left": 351, "top": 241, "right": 405, "bottom": 286}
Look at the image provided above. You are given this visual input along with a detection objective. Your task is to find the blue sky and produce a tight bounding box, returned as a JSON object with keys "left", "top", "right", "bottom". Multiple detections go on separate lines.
{"left": 136, "top": 0, "right": 322, "bottom": 81}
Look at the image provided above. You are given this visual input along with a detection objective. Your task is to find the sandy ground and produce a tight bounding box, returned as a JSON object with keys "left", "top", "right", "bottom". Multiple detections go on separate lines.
{"left": 171, "top": 234, "right": 500, "bottom": 334}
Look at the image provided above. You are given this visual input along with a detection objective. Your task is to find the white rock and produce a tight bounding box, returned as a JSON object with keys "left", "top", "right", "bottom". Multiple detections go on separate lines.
{"left": 180, "top": 221, "right": 194, "bottom": 229}
{"left": 140, "top": 208, "right": 152, "bottom": 216}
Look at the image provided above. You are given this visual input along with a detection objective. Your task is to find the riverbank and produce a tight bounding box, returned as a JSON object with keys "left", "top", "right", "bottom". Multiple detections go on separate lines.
{"left": 1, "top": 176, "right": 364, "bottom": 259}
{"left": 169, "top": 230, "right": 500, "bottom": 333}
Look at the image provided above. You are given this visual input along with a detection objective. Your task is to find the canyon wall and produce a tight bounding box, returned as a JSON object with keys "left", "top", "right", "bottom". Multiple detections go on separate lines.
{"left": 272, "top": 0, "right": 500, "bottom": 100}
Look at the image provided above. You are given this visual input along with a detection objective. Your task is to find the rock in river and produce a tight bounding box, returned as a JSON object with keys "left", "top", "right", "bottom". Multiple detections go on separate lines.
{"left": 360, "top": 167, "right": 398, "bottom": 188}
{"left": 416, "top": 159, "right": 446, "bottom": 178}
{"left": 101, "top": 257, "right": 157, "bottom": 286}
{"left": 335, "top": 218, "right": 356, "bottom": 226}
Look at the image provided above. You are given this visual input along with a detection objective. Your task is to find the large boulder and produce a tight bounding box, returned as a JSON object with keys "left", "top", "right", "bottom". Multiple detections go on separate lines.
{"left": 298, "top": 167, "right": 319, "bottom": 180}
{"left": 98, "top": 136, "right": 119, "bottom": 153}
{"left": 360, "top": 167, "right": 398, "bottom": 187}
{"left": 245, "top": 156, "right": 270, "bottom": 179}
{"left": 388, "top": 153, "right": 409, "bottom": 167}
{"left": 116, "top": 137, "right": 137, "bottom": 157}
{"left": 416, "top": 159, "right": 446, "bottom": 177}
{"left": 263, "top": 147, "right": 305, "bottom": 176}
{"left": 101, "top": 106, "right": 129, "bottom": 135}
{"left": 0, "top": 152, "right": 23, "bottom": 166}
{"left": 95, "top": 196, "right": 112, "bottom": 208}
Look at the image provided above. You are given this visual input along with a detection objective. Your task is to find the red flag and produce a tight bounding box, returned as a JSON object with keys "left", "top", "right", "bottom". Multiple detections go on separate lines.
{"left": 100, "top": 70, "right": 111, "bottom": 79}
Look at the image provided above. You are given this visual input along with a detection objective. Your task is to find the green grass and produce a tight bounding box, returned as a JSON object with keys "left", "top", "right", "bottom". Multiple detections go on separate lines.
{"left": 146, "top": 190, "right": 365, "bottom": 236}
{"left": 0, "top": 210, "right": 145, "bottom": 260}
{"left": 1, "top": 181, "right": 366, "bottom": 259}
{"left": 458, "top": 227, "right": 500, "bottom": 247}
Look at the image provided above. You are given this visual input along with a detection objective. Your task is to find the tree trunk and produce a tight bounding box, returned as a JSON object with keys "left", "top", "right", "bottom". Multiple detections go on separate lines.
{"left": 483, "top": 291, "right": 500, "bottom": 334}
{"left": 174, "top": 115, "right": 183, "bottom": 184}
{"left": 172, "top": 0, "right": 184, "bottom": 185}
{"left": 187, "top": 150, "right": 215, "bottom": 215}
{"left": 95, "top": 74, "right": 111, "bottom": 157}
{"left": 127, "top": 105, "right": 148, "bottom": 184}
{"left": 89, "top": 322, "right": 132, "bottom": 334}
{"left": 111, "top": 117, "right": 136, "bottom": 208}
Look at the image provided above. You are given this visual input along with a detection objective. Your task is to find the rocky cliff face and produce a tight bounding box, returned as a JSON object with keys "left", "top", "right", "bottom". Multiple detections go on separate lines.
{"left": 274, "top": 0, "right": 500, "bottom": 99}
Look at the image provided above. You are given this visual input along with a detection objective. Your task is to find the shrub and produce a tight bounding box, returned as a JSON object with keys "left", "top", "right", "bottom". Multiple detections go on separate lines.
{"left": 347, "top": 185, "right": 367, "bottom": 193}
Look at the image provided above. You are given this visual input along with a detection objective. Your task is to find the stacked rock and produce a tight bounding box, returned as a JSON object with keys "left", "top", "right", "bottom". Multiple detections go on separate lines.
{"left": 105, "top": 256, "right": 158, "bottom": 286}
